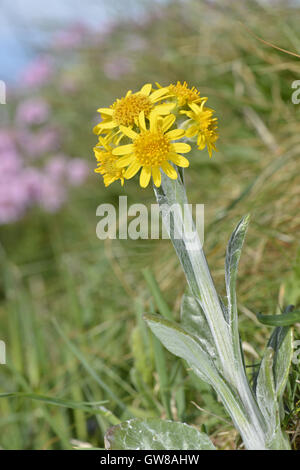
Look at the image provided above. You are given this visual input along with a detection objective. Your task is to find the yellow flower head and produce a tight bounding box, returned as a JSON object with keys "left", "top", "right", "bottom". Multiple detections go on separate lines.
{"left": 167, "top": 81, "right": 203, "bottom": 107}
{"left": 94, "top": 136, "right": 125, "bottom": 187}
{"left": 112, "top": 112, "right": 191, "bottom": 188}
{"left": 181, "top": 101, "right": 218, "bottom": 157}
{"left": 93, "top": 84, "right": 174, "bottom": 136}
{"left": 92, "top": 82, "right": 218, "bottom": 188}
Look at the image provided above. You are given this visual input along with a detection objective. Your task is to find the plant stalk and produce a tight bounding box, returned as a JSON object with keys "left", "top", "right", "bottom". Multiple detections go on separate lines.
{"left": 153, "top": 171, "right": 289, "bottom": 450}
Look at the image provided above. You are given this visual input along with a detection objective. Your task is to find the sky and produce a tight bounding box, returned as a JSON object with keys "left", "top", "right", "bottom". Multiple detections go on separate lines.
{"left": 0, "top": 0, "right": 161, "bottom": 82}
{"left": 1, "top": 0, "right": 292, "bottom": 83}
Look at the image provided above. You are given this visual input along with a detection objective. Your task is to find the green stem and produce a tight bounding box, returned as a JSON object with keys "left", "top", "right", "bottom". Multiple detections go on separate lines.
{"left": 153, "top": 172, "right": 289, "bottom": 450}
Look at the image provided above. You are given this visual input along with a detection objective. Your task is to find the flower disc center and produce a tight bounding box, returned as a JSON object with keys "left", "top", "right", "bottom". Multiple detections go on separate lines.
{"left": 113, "top": 94, "right": 152, "bottom": 127}
{"left": 134, "top": 131, "right": 171, "bottom": 166}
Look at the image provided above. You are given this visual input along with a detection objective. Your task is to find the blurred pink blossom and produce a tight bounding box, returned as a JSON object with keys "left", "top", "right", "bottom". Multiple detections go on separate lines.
{"left": 45, "top": 155, "right": 89, "bottom": 186}
{"left": 0, "top": 125, "right": 88, "bottom": 224}
{"left": 67, "top": 158, "right": 90, "bottom": 186}
{"left": 21, "top": 56, "right": 53, "bottom": 88}
{"left": 0, "top": 130, "right": 16, "bottom": 157}
{"left": 0, "top": 149, "right": 22, "bottom": 174}
{"left": 38, "top": 175, "right": 67, "bottom": 213}
{"left": 18, "top": 127, "right": 60, "bottom": 157}
{"left": 16, "top": 98, "right": 50, "bottom": 125}
{"left": 0, "top": 177, "right": 29, "bottom": 224}
{"left": 45, "top": 155, "right": 68, "bottom": 179}
{"left": 22, "top": 168, "right": 43, "bottom": 201}
{"left": 103, "top": 57, "right": 133, "bottom": 80}
{"left": 52, "top": 23, "right": 88, "bottom": 49}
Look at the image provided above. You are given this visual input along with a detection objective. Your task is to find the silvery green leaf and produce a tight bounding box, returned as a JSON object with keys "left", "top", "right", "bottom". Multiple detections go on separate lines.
{"left": 180, "top": 289, "right": 218, "bottom": 362}
{"left": 144, "top": 314, "right": 248, "bottom": 432}
{"left": 153, "top": 172, "right": 206, "bottom": 302}
{"left": 105, "top": 418, "right": 216, "bottom": 450}
{"left": 255, "top": 348, "right": 278, "bottom": 432}
{"left": 267, "top": 319, "right": 293, "bottom": 399}
{"left": 144, "top": 313, "right": 219, "bottom": 385}
{"left": 225, "top": 215, "right": 250, "bottom": 327}
{"left": 255, "top": 348, "right": 290, "bottom": 449}
{"left": 225, "top": 215, "right": 250, "bottom": 366}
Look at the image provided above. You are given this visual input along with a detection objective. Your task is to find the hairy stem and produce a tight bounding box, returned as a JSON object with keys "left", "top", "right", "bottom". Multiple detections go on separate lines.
{"left": 153, "top": 171, "right": 288, "bottom": 450}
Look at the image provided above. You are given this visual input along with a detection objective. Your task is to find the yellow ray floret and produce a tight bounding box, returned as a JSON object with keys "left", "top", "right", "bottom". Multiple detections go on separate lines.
{"left": 157, "top": 81, "right": 204, "bottom": 107}
{"left": 93, "top": 84, "right": 174, "bottom": 136}
{"left": 181, "top": 100, "right": 218, "bottom": 157}
{"left": 112, "top": 112, "right": 191, "bottom": 188}
{"left": 94, "top": 135, "right": 125, "bottom": 187}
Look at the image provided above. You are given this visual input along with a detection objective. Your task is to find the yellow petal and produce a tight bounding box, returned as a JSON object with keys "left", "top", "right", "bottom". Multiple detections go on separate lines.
{"left": 138, "top": 111, "right": 147, "bottom": 131}
{"left": 115, "top": 132, "right": 124, "bottom": 145}
{"left": 180, "top": 110, "right": 193, "bottom": 118}
{"left": 161, "top": 162, "right": 178, "bottom": 180}
{"left": 119, "top": 126, "right": 138, "bottom": 140}
{"left": 139, "top": 166, "right": 151, "bottom": 188}
{"left": 169, "top": 153, "right": 189, "bottom": 168}
{"left": 98, "top": 135, "right": 111, "bottom": 149}
{"left": 124, "top": 161, "right": 141, "bottom": 179}
{"left": 149, "top": 113, "right": 158, "bottom": 132}
{"left": 100, "top": 120, "right": 118, "bottom": 129}
{"left": 162, "top": 114, "right": 176, "bottom": 132}
{"left": 112, "top": 144, "right": 134, "bottom": 155}
{"left": 173, "top": 142, "right": 191, "bottom": 154}
{"left": 140, "top": 83, "right": 152, "bottom": 96}
{"left": 97, "top": 107, "right": 114, "bottom": 115}
{"left": 150, "top": 87, "right": 168, "bottom": 102}
{"left": 197, "top": 135, "right": 205, "bottom": 148}
{"left": 152, "top": 167, "right": 161, "bottom": 187}
{"left": 152, "top": 103, "right": 175, "bottom": 115}
{"left": 165, "top": 129, "right": 185, "bottom": 140}
{"left": 93, "top": 124, "right": 102, "bottom": 135}
{"left": 189, "top": 102, "right": 200, "bottom": 114}
{"left": 185, "top": 125, "right": 198, "bottom": 138}
{"left": 115, "top": 155, "right": 135, "bottom": 168}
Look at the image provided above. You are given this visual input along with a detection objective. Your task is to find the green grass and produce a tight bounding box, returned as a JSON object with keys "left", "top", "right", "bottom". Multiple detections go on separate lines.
{"left": 0, "top": 0, "right": 299, "bottom": 449}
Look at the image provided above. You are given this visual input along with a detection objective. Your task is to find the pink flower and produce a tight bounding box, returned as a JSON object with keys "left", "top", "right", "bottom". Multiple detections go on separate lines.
{"left": 45, "top": 155, "right": 68, "bottom": 179}
{"left": 0, "top": 149, "right": 22, "bottom": 174}
{"left": 0, "top": 129, "right": 16, "bottom": 153}
{"left": 18, "top": 128, "right": 60, "bottom": 158}
{"left": 21, "top": 56, "right": 53, "bottom": 88}
{"left": 52, "top": 23, "right": 88, "bottom": 49}
{"left": 16, "top": 98, "right": 50, "bottom": 125}
{"left": 0, "top": 177, "right": 29, "bottom": 224}
{"left": 22, "top": 168, "right": 43, "bottom": 201}
{"left": 38, "top": 175, "right": 67, "bottom": 212}
{"left": 45, "top": 155, "right": 89, "bottom": 186}
{"left": 0, "top": 126, "right": 88, "bottom": 223}
{"left": 67, "top": 158, "right": 89, "bottom": 186}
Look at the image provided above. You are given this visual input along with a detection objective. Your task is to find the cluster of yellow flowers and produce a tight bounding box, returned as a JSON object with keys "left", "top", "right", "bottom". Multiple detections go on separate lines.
{"left": 93, "top": 82, "right": 218, "bottom": 188}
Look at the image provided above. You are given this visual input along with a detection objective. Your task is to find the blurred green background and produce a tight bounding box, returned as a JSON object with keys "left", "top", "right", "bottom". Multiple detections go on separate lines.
{"left": 0, "top": 0, "right": 299, "bottom": 450}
